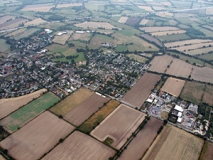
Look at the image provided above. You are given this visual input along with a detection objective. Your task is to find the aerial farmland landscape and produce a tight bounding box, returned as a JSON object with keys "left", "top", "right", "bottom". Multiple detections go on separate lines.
{"left": 0, "top": 0, "right": 213, "bottom": 160}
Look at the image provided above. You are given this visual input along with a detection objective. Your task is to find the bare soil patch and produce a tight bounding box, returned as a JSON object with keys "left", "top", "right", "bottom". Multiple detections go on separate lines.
{"left": 64, "top": 93, "right": 109, "bottom": 126}
{"left": 161, "top": 77, "right": 186, "bottom": 97}
{"left": 143, "top": 125, "right": 204, "bottom": 160}
{"left": 122, "top": 72, "right": 161, "bottom": 108}
{"left": 50, "top": 87, "right": 93, "bottom": 116}
{"left": 0, "top": 111, "right": 74, "bottom": 160}
{"left": 191, "top": 66, "right": 213, "bottom": 83}
{"left": 91, "top": 104, "right": 146, "bottom": 149}
{"left": 166, "top": 58, "right": 193, "bottom": 78}
{"left": 42, "top": 131, "right": 115, "bottom": 160}
{"left": 0, "top": 88, "right": 46, "bottom": 119}
{"left": 149, "top": 55, "right": 174, "bottom": 73}
{"left": 118, "top": 117, "right": 163, "bottom": 160}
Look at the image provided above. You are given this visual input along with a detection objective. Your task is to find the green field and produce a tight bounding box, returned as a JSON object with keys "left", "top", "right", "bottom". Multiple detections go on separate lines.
{"left": 0, "top": 92, "right": 60, "bottom": 133}
{"left": 156, "top": 33, "right": 190, "bottom": 42}
{"left": 0, "top": 39, "right": 10, "bottom": 52}
{"left": 15, "top": 28, "right": 40, "bottom": 40}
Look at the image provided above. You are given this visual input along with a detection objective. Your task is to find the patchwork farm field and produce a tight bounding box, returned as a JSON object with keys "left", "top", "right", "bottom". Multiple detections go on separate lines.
{"left": 0, "top": 111, "right": 74, "bottom": 160}
{"left": 91, "top": 104, "right": 146, "bottom": 149}
{"left": 50, "top": 87, "right": 93, "bottom": 116}
{"left": 79, "top": 100, "right": 120, "bottom": 133}
{"left": 75, "top": 22, "right": 118, "bottom": 30}
{"left": 149, "top": 55, "right": 174, "bottom": 73}
{"left": 0, "top": 92, "right": 60, "bottom": 133}
{"left": 5, "top": 28, "right": 27, "bottom": 38}
{"left": 200, "top": 142, "right": 213, "bottom": 160}
{"left": 24, "top": 18, "right": 47, "bottom": 26}
{"left": 71, "top": 32, "right": 91, "bottom": 41}
{"left": 161, "top": 77, "right": 185, "bottom": 97}
{"left": 0, "top": 88, "right": 47, "bottom": 119}
{"left": 64, "top": 93, "right": 109, "bottom": 126}
{"left": 156, "top": 33, "right": 190, "bottom": 42}
{"left": 22, "top": 4, "right": 54, "bottom": 12}
{"left": 127, "top": 54, "right": 148, "bottom": 63}
{"left": 118, "top": 17, "right": 128, "bottom": 23}
{"left": 56, "top": 3, "right": 82, "bottom": 8}
{"left": 0, "top": 18, "right": 27, "bottom": 30}
{"left": 143, "top": 125, "right": 204, "bottom": 160}
{"left": 191, "top": 66, "right": 213, "bottom": 83}
{"left": 140, "top": 26, "right": 180, "bottom": 32}
{"left": 53, "top": 32, "right": 72, "bottom": 45}
{"left": 180, "top": 81, "right": 205, "bottom": 104}
{"left": 165, "top": 58, "right": 193, "bottom": 78}
{"left": 42, "top": 131, "right": 115, "bottom": 160}
{"left": 118, "top": 117, "right": 163, "bottom": 160}
{"left": 203, "top": 85, "right": 213, "bottom": 106}
{"left": 151, "top": 30, "right": 186, "bottom": 36}
{"left": 185, "top": 47, "right": 213, "bottom": 55}
{"left": 14, "top": 28, "right": 39, "bottom": 40}
{"left": 122, "top": 72, "right": 161, "bottom": 108}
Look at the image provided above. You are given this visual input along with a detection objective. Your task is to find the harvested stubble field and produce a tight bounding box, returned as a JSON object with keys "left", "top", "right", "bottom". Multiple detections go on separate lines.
{"left": 199, "top": 141, "right": 213, "bottom": 160}
{"left": 118, "top": 17, "right": 128, "bottom": 23}
{"left": 64, "top": 93, "right": 109, "bottom": 126}
{"left": 22, "top": 4, "right": 54, "bottom": 12}
{"left": 0, "top": 18, "right": 27, "bottom": 30}
{"left": 50, "top": 88, "right": 93, "bottom": 116}
{"left": 79, "top": 100, "right": 120, "bottom": 133}
{"left": 14, "top": 28, "right": 39, "bottom": 40}
{"left": 180, "top": 81, "right": 205, "bottom": 105}
{"left": 203, "top": 85, "right": 213, "bottom": 106}
{"left": 5, "top": 28, "right": 26, "bottom": 38}
{"left": 185, "top": 47, "right": 213, "bottom": 55}
{"left": 161, "top": 77, "right": 185, "bottom": 97}
{"left": 138, "top": 6, "right": 154, "bottom": 12}
{"left": 56, "top": 3, "right": 82, "bottom": 8}
{"left": 127, "top": 54, "right": 148, "bottom": 63}
{"left": 143, "top": 125, "right": 204, "bottom": 160}
{"left": 151, "top": 30, "right": 186, "bottom": 36}
{"left": 140, "top": 18, "right": 149, "bottom": 25}
{"left": 75, "top": 22, "right": 118, "bottom": 30}
{"left": 149, "top": 55, "right": 174, "bottom": 73}
{"left": 122, "top": 72, "right": 161, "bottom": 108}
{"left": 0, "top": 88, "right": 46, "bottom": 120}
{"left": 24, "top": 18, "right": 47, "bottom": 26}
{"left": 91, "top": 104, "right": 146, "bottom": 149}
{"left": 166, "top": 58, "right": 193, "bottom": 78}
{"left": 165, "top": 39, "right": 212, "bottom": 48}
{"left": 71, "top": 32, "right": 91, "bottom": 41}
{"left": 0, "top": 15, "right": 15, "bottom": 25}
{"left": 53, "top": 32, "right": 72, "bottom": 45}
{"left": 42, "top": 131, "right": 115, "bottom": 160}
{"left": 140, "top": 26, "right": 180, "bottom": 33}
{"left": 191, "top": 66, "right": 213, "bottom": 83}
{"left": 0, "top": 111, "right": 74, "bottom": 160}
{"left": 0, "top": 92, "right": 60, "bottom": 133}
{"left": 118, "top": 117, "right": 163, "bottom": 160}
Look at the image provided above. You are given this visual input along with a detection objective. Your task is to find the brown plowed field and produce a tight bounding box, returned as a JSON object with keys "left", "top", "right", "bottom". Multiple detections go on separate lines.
{"left": 122, "top": 72, "right": 161, "bottom": 108}
{"left": 42, "top": 131, "right": 115, "bottom": 160}
{"left": 191, "top": 66, "right": 213, "bottom": 83}
{"left": 199, "top": 142, "right": 213, "bottom": 160}
{"left": 91, "top": 104, "right": 146, "bottom": 149}
{"left": 203, "top": 85, "right": 213, "bottom": 106}
{"left": 0, "top": 18, "right": 27, "bottom": 30}
{"left": 0, "top": 111, "right": 74, "bottom": 160}
{"left": 166, "top": 58, "right": 193, "bottom": 78}
{"left": 0, "top": 89, "right": 46, "bottom": 119}
{"left": 149, "top": 55, "right": 174, "bottom": 73}
{"left": 64, "top": 93, "right": 109, "bottom": 126}
{"left": 118, "top": 117, "right": 162, "bottom": 160}
{"left": 50, "top": 87, "right": 93, "bottom": 116}
{"left": 161, "top": 77, "right": 186, "bottom": 97}
{"left": 143, "top": 125, "right": 204, "bottom": 160}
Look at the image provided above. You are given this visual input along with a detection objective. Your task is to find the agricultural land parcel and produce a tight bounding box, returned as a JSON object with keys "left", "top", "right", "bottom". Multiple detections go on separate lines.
{"left": 24, "top": 18, "right": 47, "bottom": 26}
{"left": 5, "top": 28, "right": 27, "bottom": 38}
{"left": 22, "top": 4, "right": 54, "bottom": 12}
{"left": 118, "top": 117, "right": 163, "bottom": 160}
{"left": 0, "top": 92, "right": 60, "bottom": 133}
{"left": 191, "top": 66, "right": 213, "bottom": 83}
{"left": 56, "top": 3, "right": 82, "bottom": 8}
{"left": 161, "top": 77, "right": 186, "bottom": 97}
{"left": 202, "top": 85, "right": 213, "bottom": 106}
{"left": 118, "top": 17, "right": 128, "bottom": 23}
{"left": 70, "top": 32, "right": 91, "bottom": 41}
{"left": 75, "top": 22, "right": 118, "bottom": 30}
{"left": 143, "top": 125, "right": 204, "bottom": 160}
{"left": 79, "top": 100, "right": 120, "bottom": 133}
{"left": 0, "top": 39, "right": 10, "bottom": 52}
{"left": 14, "top": 28, "right": 39, "bottom": 40}
{"left": 200, "top": 142, "right": 213, "bottom": 160}
{"left": 91, "top": 104, "right": 146, "bottom": 149}
{"left": 0, "top": 111, "right": 74, "bottom": 160}
{"left": 52, "top": 31, "right": 73, "bottom": 45}
{"left": 127, "top": 54, "right": 148, "bottom": 63}
{"left": 180, "top": 81, "right": 205, "bottom": 104}
{"left": 0, "top": 16, "right": 15, "bottom": 25}
{"left": 64, "top": 93, "right": 109, "bottom": 126}
{"left": 140, "top": 26, "right": 180, "bottom": 32}
{"left": 185, "top": 47, "right": 213, "bottom": 55}
{"left": 42, "top": 131, "right": 115, "bottom": 160}
{"left": 50, "top": 87, "right": 93, "bottom": 116}
{"left": 0, "top": 88, "right": 46, "bottom": 119}
{"left": 122, "top": 72, "right": 161, "bottom": 108}
{"left": 0, "top": 18, "right": 27, "bottom": 31}
{"left": 0, "top": 155, "right": 5, "bottom": 160}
